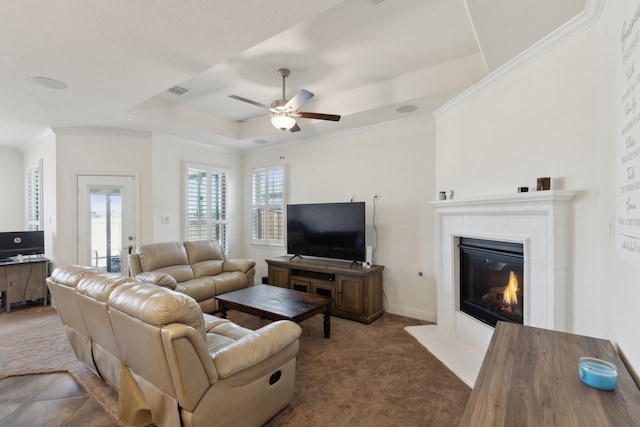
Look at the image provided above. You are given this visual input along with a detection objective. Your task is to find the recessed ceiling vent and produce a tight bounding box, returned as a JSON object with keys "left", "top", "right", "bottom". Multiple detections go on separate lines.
{"left": 167, "top": 85, "right": 189, "bottom": 96}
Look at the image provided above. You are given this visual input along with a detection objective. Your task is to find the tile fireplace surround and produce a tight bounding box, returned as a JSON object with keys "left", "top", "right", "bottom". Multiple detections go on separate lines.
{"left": 430, "top": 190, "right": 576, "bottom": 354}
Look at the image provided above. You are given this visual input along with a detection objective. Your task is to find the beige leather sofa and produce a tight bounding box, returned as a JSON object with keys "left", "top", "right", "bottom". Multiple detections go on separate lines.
{"left": 128, "top": 240, "right": 256, "bottom": 313}
{"left": 47, "top": 265, "right": 152, "bottom": 425}
{"left": 47, "top": 265, "right": 302, "bottom": 427}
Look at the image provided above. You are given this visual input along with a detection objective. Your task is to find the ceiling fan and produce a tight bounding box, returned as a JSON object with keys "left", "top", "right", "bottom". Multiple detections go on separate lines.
{"left": 229, "top": 68, "right": 341, "bottom": 132}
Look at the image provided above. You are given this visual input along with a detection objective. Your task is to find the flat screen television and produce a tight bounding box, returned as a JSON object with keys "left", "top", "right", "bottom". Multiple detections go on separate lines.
{"left": 287, "top": 202, "right": 366, "bottom": 262}
{"left": 0, "top": 231, "right": 45, "bottom": 260}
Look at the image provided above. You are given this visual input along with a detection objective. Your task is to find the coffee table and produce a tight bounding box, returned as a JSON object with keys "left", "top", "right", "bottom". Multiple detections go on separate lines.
{"left": 215, "top": 285, "right": 335, "bottom": 338}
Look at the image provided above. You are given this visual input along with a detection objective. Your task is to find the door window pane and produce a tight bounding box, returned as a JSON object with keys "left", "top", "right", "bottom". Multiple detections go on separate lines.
{"left": 90, "top": 188, "right": 122, "bottom": 273}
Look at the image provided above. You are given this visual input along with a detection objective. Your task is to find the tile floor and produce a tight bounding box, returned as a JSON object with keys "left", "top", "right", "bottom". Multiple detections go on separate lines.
{"left": 0, "top": 372, "right": 117, "bottom": 426}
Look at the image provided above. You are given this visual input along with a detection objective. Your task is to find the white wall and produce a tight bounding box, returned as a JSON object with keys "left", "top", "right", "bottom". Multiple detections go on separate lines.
{"left": 23, "top": 130, "right": 57, "bottom": 259}
{"left": 0, "top": 146, "right": 24, "bottom": 231}
{"left": 242, "top": 117, "right": 438, "bottom": 320}
{"left": 436, "top": 25, "right": 601, "bottom": 336}
{"left": 150, "top": 133, "right": 244, "bottom": 255}
{"left": 435, "top": 0, "right": 640, "bottom": 376}
{"left": 53, "top": 131, "right": 153, "bottom": 267}
{"left": 597, "top": 0, "right": 640, "bottom": 379}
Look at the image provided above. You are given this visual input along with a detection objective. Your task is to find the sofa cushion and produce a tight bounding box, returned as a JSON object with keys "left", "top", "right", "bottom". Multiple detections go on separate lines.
{"left": 137, "top": 242, "right": 195, "bottom": 282}
{"left": 211, "top": 272, "right": 247, "bottom": 295}
{"left": 135, "top": 271, "right": 178, "bottom": 289}
{"left": 174, "top": 277, "right": 217, "bottom": 302}
{"left": 184, "top": 240, "right": 225, "bottom": 278}
{"left": 223, "top": 258, "right": 256, "bottom": 274}
{"left": 109, "top": 282, "right": 205, "bottom": 337}
{"left": 206, "top": 333, "right": 238, "bottom": 353}
{"left": 76, "top": 272, "right": 137, "bottom": 302}
{"left": 50, "top": 265, "right": 102, "bottom": 288}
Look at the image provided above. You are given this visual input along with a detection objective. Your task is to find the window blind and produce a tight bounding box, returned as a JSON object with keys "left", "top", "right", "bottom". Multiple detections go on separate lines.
{"left": 251, "top": 165, "right": 285, "bottom": 246}
{"left": 185, "top": 164, "right": 229, "bottom": 252}
{"left": 26, "top": 160, "right": 42, "bottom": 231}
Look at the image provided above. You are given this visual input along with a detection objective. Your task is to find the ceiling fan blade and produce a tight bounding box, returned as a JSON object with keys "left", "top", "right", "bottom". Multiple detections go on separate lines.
{"left": 289, "top": 123, "right": 301, "bottom": 133}
{"left": 237, "top": 114, "right": 270, "bottom": 123}
{"left": 285, "top": 89, "right": 314, "bottom": 111}
{"left": 228, "top": 95, "right": 271, "bottom": 110}
{"left": 298, "top": 112, "right": 341, "bottom": 122}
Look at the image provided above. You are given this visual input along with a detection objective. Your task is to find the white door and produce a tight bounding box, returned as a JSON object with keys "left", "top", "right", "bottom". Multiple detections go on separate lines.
{"left": 77, "top": 175, "right": 137, "bottom": 274}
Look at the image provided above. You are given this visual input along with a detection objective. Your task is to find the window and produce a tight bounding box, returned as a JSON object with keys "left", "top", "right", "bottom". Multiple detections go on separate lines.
{"left": 185, "top": 164, "right": 229, "bottom": 252}
{"left": 26, "top": 160, "right": 42, "bottom": 231}
{"left": 251, "top": 166, "right": 285, "bottom": 246}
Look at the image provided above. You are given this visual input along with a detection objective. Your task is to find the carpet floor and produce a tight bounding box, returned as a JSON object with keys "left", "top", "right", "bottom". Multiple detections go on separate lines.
{"left": 0, "top": 304, "right": 471, "bottom": 426}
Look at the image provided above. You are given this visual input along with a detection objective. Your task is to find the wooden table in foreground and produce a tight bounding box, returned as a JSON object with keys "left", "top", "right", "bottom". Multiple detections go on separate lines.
{"left": 461, "top": 321, "right": 640, "bottom": 427}
{"left": 215, "top": 285, "right": 335, "bottom": 338}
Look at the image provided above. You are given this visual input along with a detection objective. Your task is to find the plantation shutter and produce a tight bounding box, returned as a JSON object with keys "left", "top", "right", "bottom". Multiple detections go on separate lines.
{"left": 185, "top": 164, "right": 228, "bottom": 252}
{"left": 26, "top": 160, "right": 42, "bottom": 231}
{"left": 251, "top": 165, "right": 285, "bottom": 246}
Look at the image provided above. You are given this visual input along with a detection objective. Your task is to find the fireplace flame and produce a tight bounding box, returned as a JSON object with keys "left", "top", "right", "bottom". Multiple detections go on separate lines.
{"left": 502, "top": 271, "right": 519, "bottom": 307}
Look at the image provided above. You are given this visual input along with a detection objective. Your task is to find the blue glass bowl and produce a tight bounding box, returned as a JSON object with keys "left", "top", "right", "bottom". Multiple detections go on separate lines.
{"left": 578, "top": 357, "right": 617, "bottom": 391}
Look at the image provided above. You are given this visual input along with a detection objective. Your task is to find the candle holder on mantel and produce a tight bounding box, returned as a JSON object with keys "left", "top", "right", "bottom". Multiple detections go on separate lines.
{"left": 537, "top": 177, "right": 551, "bottom": 191}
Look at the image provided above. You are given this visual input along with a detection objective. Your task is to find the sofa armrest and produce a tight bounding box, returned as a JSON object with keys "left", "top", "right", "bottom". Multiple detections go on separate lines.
{"left": 223, "top": 258, "right": 256, "bottom": 273}
{"left": 135, "top": 271, "right": 178, "bottom": 289}
{"left": 211, "top": 320, "right": 302, "bottom": 378}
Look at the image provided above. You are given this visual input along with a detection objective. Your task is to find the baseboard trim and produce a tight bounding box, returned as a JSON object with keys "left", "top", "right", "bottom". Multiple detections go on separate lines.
{"left": 385, "top": 304, "right": 436, "bottom": 323}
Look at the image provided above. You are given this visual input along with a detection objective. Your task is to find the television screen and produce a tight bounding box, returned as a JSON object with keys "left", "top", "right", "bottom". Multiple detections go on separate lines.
{"left": 287, "top": 202, "right": 366, "bottom": 262}
{"left": 0, "top": 231, "right": 45, "bottom": 259}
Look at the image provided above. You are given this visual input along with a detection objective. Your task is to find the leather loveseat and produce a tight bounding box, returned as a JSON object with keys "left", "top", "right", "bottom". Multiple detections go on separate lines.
{"left": 128, "top": 240, "right": 256, "bottom": 313}
{"left": 47, "top": 265, "right": 302, "bottom": 427}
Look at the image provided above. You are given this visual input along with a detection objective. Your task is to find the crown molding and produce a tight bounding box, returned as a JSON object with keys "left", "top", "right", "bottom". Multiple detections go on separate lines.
{"left": 434, "top": 0, "right": 605, "bottom": 117}
{"left": 50, "top": 127, "right": 151, "bottom": 138}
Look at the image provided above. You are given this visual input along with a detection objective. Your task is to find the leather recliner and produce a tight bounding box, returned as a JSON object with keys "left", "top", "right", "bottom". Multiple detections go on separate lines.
{"left": 47, "top": 266, "right": 153, "bottom": 425}
{"left": 108, "top": 281, "right": 302, "bottom": 426}
{"left": 48, "top": 265, "right": 302, "bottom": 427}
{"left": 46, "top": 265, "right": 104, "bottom": 375}
{"left": 128, "top": 240, "right": 256, "bottom": 313}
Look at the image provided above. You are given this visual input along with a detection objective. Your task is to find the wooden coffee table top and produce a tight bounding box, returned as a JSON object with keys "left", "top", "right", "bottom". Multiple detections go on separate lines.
{"left": 215, "top": 284, "right": 334, "bottom": 323}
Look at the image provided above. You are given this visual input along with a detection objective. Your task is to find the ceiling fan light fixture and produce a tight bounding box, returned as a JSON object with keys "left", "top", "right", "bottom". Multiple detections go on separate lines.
{"left": 271, "top": 114, "right": 296, "bottom": 131}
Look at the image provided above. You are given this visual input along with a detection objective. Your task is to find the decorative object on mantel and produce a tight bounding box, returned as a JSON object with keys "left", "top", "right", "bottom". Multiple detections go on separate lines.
{"left": 438, "top": 191, "right": 447, "bottom": 200}
{"left": 517, "top": 186, "right": 528, "bottom": 193}
{"left": 446, "top": 190, "right": 453, "bottom": 199}
{"left": 537, "top": 176, "right": 551, "bottom": 191}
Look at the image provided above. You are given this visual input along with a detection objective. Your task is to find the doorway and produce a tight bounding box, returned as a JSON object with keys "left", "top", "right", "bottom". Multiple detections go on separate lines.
{"left": 76, "top": 174, "right": 138, "bottom": 274}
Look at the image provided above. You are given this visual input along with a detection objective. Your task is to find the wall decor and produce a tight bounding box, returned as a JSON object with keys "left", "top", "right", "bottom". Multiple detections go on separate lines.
{"left": 617, "top": 1, "right": 640, "bottom": 266}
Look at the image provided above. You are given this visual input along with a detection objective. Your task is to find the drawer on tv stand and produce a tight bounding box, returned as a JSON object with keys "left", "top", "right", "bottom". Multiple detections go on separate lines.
{"left": 290, "top": 268, "right": 335, "bottom": 282}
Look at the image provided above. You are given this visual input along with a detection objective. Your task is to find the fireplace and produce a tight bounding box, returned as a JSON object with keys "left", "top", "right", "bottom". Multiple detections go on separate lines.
{"left": 459, "top": 237, "right": 524, "bottom": 327}
{"left": 421, "top": 191, "right": 574, "bottom": 386}
{"left": 430, "top": 190, "right": 574, "bottom": 355}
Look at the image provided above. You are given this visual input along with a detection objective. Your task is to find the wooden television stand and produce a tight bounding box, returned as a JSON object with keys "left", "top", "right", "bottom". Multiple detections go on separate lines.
{"left": 266, "top": 256, "right": 384, "bottom": 324}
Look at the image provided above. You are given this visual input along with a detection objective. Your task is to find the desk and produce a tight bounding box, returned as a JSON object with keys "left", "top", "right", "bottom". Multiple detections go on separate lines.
{"left": 0, "top": 258, "right": 49, "bottom": 313}
{"left": 461, "top": 321, "right": 640, "bottom": 426}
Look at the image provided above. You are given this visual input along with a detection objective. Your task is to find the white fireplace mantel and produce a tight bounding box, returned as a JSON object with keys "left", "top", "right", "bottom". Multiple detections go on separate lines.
{"left": 430, "top": 190, "right": 576, "bottom": 352}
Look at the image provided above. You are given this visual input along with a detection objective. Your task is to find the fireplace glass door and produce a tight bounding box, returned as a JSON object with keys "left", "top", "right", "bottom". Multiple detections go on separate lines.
{"left": 459, "top": 238, "right": 524, "bottom": 327}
